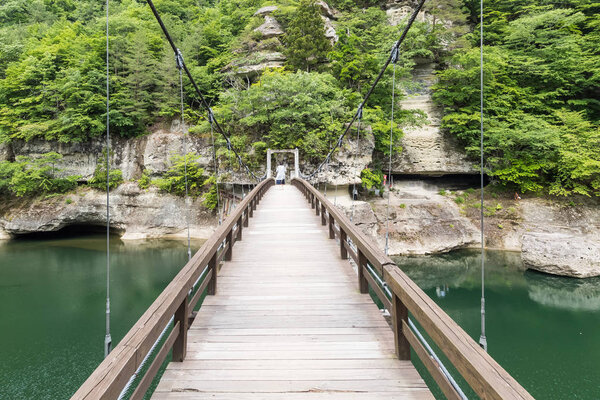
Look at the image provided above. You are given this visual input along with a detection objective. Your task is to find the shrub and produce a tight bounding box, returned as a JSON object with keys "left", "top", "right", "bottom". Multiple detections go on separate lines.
{"left": 360, "top": 168, "right": 384, "bottom": 192}
{"left": 0, "top": 152, "right": 79, "bottom": 197}
{"left": 138, "top": 169, "right": 152, "bottom": 190}
{"left": 89, "top": 168, "right": 123, "bottom": 191}
{"left": 153, "top": 153, "right": 206, "bottom": 197}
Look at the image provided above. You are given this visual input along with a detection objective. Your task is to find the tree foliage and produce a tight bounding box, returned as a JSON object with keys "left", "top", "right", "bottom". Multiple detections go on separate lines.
{"left": 0, "top": 152, "right": 79, "bottom": 197}
{"left": 434, "top": 2, "right": 600, "bottom": 196}
{"left": 283, "top": 0, "right": 331, "bottom": 72}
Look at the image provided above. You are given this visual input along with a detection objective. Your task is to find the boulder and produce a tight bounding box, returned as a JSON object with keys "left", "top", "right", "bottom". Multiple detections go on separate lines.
{"left": 522, "top": 232, "right": 600, "bottom": 278}
{"left": 316, "top": 0, "right": 338, "bottom": 19}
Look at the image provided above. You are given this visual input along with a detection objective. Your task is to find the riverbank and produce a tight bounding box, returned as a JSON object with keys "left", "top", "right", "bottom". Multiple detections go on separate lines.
{"left": 335, "top": 182, "right": 600, "bottom": 277}
{"left": 0, "top": 183, "right": 216, "bottom": 240}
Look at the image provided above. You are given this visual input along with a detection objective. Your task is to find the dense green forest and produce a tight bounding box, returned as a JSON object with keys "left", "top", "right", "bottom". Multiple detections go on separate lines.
{"left": 0, "top": 0, "right": 598, "bottom": 197}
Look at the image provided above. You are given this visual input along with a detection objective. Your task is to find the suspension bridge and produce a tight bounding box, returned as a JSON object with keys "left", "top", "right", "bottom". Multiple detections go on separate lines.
{"left": 69, "top": 0, "right": 536, "bottom": 398}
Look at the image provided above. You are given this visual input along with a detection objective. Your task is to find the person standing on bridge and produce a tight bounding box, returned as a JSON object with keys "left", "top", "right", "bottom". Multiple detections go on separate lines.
{"left": 275, "top": 161, "right": 286, "bottom": 185}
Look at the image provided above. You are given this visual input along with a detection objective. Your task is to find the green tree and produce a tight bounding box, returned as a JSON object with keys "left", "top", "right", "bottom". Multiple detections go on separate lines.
{"left": 283, "top": 0, "right": 331, "bottom": 72}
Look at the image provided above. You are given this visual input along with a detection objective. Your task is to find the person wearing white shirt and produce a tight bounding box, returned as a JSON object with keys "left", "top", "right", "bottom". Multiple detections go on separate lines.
{"left": 275, "top": 162, "right": 286, "bottom": 185}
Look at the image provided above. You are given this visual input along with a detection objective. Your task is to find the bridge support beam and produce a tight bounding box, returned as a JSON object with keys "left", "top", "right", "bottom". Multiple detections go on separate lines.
{"left": 392, "top": 294, "right": 411, "bottom": 360}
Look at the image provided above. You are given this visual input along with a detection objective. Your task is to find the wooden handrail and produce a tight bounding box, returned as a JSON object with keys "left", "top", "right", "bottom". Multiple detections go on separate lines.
{"left": 291, "top": 178, "right": 533, "bottom": 400}
{"left": 72, "top": 178, "right": 275, "bottom": 400}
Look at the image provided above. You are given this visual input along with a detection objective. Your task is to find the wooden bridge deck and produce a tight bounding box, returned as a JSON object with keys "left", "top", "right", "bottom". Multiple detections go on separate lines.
{"left": 152, "top": 184, "right": 433, "bottom": 399}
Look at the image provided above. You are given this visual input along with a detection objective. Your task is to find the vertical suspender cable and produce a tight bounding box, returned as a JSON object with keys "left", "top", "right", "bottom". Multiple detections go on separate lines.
{"left": 385, "top": 45, "right": 399, "bottom": 256}
{"left": 104, "top": 0, "right": 112, "bottom": 358}
{"left": 479, "top": 0, "right": 487, "bottom": 352}
{"left": 176, "top": 50, "right": 191, "bottom": 261}
{"left": 208, "top": 113, "right": 222, "bottom": 225}
{"left": 350, "top": 107, "right": 363, "bottom": 222}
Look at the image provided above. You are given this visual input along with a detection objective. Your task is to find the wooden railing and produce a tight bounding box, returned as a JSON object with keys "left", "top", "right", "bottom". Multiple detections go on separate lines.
{"left": 71, "top": 178, "right": 274, "bottom": 400}
{"left": 292, "top": 178, "right": 534, "bottom": 400}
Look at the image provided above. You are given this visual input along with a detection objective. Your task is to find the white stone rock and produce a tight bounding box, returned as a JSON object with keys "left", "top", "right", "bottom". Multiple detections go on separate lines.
{"left": 253, "top": 6, "right": 278, "bottom": 16}
{"left": 522, "top": 232, "right": 600, "bottom": 278}
{"left": 254, "top": 15, "right": 284, "bottom": 39}
{"left": 394, "top": 62, "right": 474, "bottom": 175}
{"left": 0, "top": 183, "right": 217, "bottom": 240}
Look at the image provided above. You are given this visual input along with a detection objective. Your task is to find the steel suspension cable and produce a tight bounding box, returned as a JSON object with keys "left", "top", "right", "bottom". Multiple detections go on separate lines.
{"left": 104, "top": 0, "right": 112, "bottom": 359}
{"left": 176, "top": 50, "right": 192, "bottom": 261}
{"left": 479, "top": 0, "right": 488, "bottom": 352}
{"left": 145, "top": 0, "right": 259, "bottom": 183}
{"left": 385, "top": 46, "right": 399, "bottom": 256}
{"left": 303, "top": 0, "right": 427, "bottom": 179}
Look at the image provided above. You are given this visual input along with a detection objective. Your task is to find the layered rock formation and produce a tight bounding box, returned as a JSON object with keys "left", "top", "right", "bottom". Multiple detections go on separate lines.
{"left": 394, "top": 62, "right": 474, "bottom": 175}
{"left": 0, "top": 183, "right": 215, "bottom": 240}
{"left": 225, "top": 2, "right": 338, "bottom": 78}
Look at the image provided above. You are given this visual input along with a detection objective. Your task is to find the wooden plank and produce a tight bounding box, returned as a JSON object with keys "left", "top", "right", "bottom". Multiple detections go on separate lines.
{"left": 152, "top": 184, "right": 432, "bottom": 400}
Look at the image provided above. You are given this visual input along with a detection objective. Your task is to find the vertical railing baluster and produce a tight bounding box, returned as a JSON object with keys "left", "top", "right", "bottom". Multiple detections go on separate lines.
{"left": 357, "top": 250, "right": 368, "bottom": 294}
{"left": 340, "top": 228, "right": 348, "bottom": 260}
{"left": 172, "top": 297, "right": 189, "bottom": 362}
{"left": 392, "top": 294, "right": 411, "bottom": 360}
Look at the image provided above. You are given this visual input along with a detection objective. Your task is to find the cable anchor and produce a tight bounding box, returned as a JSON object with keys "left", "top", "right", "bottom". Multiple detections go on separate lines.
{"left": 391, "top": 42, "right": 399, "bottom": 64}
{"left": 175, "top": 48, "right": 184, "bottom": 70}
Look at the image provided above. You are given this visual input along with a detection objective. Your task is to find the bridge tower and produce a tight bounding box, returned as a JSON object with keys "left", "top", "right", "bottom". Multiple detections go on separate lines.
{"left": 266, "top": 148, "right": 300, "bottom": 179}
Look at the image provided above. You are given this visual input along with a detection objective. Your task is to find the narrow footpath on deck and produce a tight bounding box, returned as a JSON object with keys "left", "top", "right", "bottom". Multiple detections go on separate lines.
{"left": 152, "top": 184, "right": 433, "bottom": 399}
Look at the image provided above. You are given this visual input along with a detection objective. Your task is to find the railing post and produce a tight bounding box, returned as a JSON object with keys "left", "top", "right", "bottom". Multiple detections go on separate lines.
{"left": 392, "top": 294, "right": 411, "bottom": 360}
{"left": 237, "top": 217, "right": 243, "bottom": 241}
{"left": 315, "top": 199, "right": 320, "bottom": 215}
{"left": 328, "top": 214, "right": 335, "bottom": 239}
{"left": 208, "top": 252, "right": 218, "bottom": 295}
{"left": 311, "top": 193, "right": 315, "bottom": 209}
{"left": 252, "top": 197, "right": 256, "bottom": 211}
{"left": 243, "top": 208, "right": 249, "bottom": 227}
{"left": 225, "top": 230, "right": 233, "bottom": 261}
{"left": 172, "top": 297, "right": 189, "bottom": 362}
{"left": 340, "top": 228, "right": 348, "bottom": 260}
{"left": 357, "top": 251, "right": 369, "bottom": 294}
{"left": 321, "top": 205, "right": 326, "bottom": 225}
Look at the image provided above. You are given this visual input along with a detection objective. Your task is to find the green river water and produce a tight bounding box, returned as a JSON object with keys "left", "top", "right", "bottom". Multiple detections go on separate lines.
{"left": 0, "top": 236, "right": 201, "bottom": 399}
{"left": 0, "top": 238, "right": 598, "bottom": 399}
{"left": 395, "top": 250, "right": 600, "bottom": 400}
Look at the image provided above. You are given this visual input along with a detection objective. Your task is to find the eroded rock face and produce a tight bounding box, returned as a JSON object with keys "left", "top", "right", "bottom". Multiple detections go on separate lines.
{"left": 310, "top": 126, "right": 375, "bottom": 186}
{"left": 0, "top": 183, "right": 216, "bottom": 240}
{"left": 394, "top": 62, "right": 474, "bottom": 175}
{"left": 386, "top": 1, "right": 430, "bottom": 27}
{"left": 253, "top": 5, "right": 278, "bottom": 16}
{"left": 5, "top": 122, "right": 214, "bottom": 181}
{"left": 254, "top": 15, "right": 284, "bottom": 39}
{"left": 522, "top": 233, "right": 600, "bottom": 278}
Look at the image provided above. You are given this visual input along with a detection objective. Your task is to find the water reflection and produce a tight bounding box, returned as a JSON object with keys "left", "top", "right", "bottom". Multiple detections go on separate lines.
{"left": 394, "top": 249, "right": 600, "bottom": 399}
{"left": 526, "top": 271, "right": 600, "bottom": 311}
{"left": 396, "top": 250, "right": 600, "bottom": 311}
